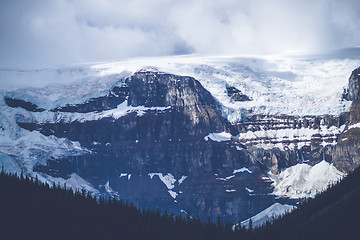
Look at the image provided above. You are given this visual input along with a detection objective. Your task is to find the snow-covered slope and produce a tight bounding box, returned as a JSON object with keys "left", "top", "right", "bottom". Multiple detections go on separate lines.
{"left": 269, "top": 160, "right": 344, "bottom": 199}
{"left": 1, "top": 53, "right": 359, "bottom": 121}
{"left": 238, "top": 202, "right": 295, "bottom": 229}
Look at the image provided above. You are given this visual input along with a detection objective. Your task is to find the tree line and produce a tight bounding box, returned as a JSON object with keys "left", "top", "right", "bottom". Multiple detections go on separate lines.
{"left": 0, "top": 168, "right": 249, "bottom": 240}
{"left": 1, "top": 164, "right": 359, "bottom": 240}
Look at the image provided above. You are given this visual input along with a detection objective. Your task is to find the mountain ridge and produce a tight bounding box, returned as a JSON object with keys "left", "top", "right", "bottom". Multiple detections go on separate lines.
{"left": 0, "top": 55, "right": 359, "bottom": 224}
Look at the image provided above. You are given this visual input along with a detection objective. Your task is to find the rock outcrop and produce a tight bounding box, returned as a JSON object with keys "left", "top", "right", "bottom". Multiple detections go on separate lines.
{"left": 348, "top": 67, "right": 360, "bottom": 101}
{"left": 226, "top": 86, "right": 251, "bottom": 102}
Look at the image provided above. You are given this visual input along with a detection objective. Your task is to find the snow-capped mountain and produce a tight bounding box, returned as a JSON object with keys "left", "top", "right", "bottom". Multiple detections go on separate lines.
{"left": 0, "top": 51, "right": 360, "bottom": 223}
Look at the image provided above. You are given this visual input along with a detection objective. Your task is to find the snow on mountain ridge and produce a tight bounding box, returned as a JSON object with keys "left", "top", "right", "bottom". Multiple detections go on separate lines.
{"left": 10, "top": 99, "right": 171, "bottom": 124}
{"left": 1, "top": 54, "right": 359, "bottom": 121}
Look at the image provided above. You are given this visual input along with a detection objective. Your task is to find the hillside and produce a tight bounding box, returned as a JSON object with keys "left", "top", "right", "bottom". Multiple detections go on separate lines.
{"left": 1, "top": 165, "right": 359, "bottom": 240}
{"left": 0, "top": 169, "right": 244, "bottom": 240}
{"left": 253, "top": 165, "right": 360, "bottom": 240}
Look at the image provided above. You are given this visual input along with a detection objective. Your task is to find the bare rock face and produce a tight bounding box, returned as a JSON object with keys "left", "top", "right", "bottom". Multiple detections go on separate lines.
{"left": 226, "top": 86, "right": 251, "bottom": 102}
{"left": 330, "top": 66, "right": 360, "bottom": 172}
{"left": 348, "top": 67, "right": 360, "bottom": 101}
{"left": 4, "top": 97, "right": 45, "bottom": 112}
{"left": 17, "top": 71, "right": 264, "bottom": 223}
{"left": 51, "top": 86, "right": 129, "bottom": 113}
{"left": 350, "top": 99, "right": 360, "bottom": 124}
{"left": 128, "top": 71, "right": 232, "bottom": 135}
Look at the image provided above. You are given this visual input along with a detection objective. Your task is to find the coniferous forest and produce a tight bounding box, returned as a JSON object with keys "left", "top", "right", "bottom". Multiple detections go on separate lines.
{"left": 252, "top": 165, "right": 360, "bottom": 240}
{"left": 0, "top": 168, "right": 246, "bottom": 240}
{"left": 1, "top": 166, "right": 360, "bottom": 240}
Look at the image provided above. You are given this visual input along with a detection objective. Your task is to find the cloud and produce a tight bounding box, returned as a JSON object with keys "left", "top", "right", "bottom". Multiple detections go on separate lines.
{"left": 0, "top": 0, "right": 359, "bottom": 68}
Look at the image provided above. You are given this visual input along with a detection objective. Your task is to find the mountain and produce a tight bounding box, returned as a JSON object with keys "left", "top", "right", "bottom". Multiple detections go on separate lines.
{"left": 0, "top": 52, "right": 360, "bottom": 224}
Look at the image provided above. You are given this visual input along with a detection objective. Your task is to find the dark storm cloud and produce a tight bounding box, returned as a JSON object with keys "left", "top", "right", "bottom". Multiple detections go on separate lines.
{"left": 0, "top": 0, "right": 359, "bottom": 68}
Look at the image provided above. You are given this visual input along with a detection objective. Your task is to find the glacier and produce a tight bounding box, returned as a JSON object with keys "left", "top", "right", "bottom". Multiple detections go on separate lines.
{"left": 1, "top": 54, "right": 360, "bottom": 120}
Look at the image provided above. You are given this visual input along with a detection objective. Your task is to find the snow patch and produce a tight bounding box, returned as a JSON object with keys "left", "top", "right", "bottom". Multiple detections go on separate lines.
{"left": 0, "top": 129, "right": 89, "bottom": 171}
{"left": 178, "top": 175, "right": 187, "bottom": 185}
{"left": 103, "top": 181, "right": 120, "bottom": 197}
{"left": 148, "top": 173, "right": 176, "bottom": 190}
{"left": 269, "top": 160, "right": 344, "bottom": 199}
{"left": 119, "top": 173, "right": 128, "bottom": 178}
{"left": 15, "top": 100, "right": 171, "bottom": 124}
{"left": 245, "top": 187, "right": 254, "bottom": 193}
{"left": 204, "top": 132, "right": 232, "bottom": 142}
{"left": 216, "top": 175, "right": 235, "bottom": 181}
{"left": 233, "top": 167, "right": 252, "bottom": 174}
{"left": 168, "top": 190, "right": 178, "bottom": 199}
{"left": 348, "top": 122, "right": 360, "bottom": 129}
{"left": 36, "top": 173, "right": 99, "bottom": 194}
{"left": 105, "top": 181, "right": 113, "bottom": 193}
{"left": 226, "top": 189, "right": 236, "bottom": 192}
{"left": 238, "top": 203, "right": 295, "bottom": 229}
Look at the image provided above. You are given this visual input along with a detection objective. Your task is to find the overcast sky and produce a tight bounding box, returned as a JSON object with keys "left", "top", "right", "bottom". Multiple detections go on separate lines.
{"left": 1, "top": 0, "right": 360, "bottom": 68}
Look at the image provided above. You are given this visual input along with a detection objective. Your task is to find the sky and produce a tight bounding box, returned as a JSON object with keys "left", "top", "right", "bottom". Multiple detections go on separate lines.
{"left": 0, "top": 0, "right": 360, "bottom": 69}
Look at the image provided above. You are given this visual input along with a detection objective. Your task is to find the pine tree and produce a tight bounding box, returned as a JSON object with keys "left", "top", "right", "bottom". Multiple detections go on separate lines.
{"left": 249, "top": 218, "right": 253, "bottom": 231}
{"left": 217, "top": 214, "right": 221, "bottom": 228}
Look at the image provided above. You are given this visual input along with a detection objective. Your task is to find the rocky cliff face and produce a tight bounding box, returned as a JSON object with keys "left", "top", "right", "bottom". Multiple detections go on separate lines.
{"left": 15, "top": 71, "right": 266, "bottom": 222}
{"left": 2, "top": 64, "right": 360, "bottom": 224}
{"left": 348, "top": 67, "right": 360, "bottom": 102}
{"left": 330, "top": 67, "right": 360, "bottom": 172}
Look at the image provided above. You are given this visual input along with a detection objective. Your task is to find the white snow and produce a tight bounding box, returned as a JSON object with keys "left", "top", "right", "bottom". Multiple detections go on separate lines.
{"left": 233, "top": 167, "right": 252, "bottom": 174}
{"left": 105, "top": 181, "right": 112, "bottom": 193}
{"left": 0, "top": 128, "right": 89, "bottom": 171}
{"left": 1, "top": 54, "right": 359, "bottom": 122}
{"left": 103, "top": 181, "right": 119, "bottom": 197}
{"left": 36, "top": 173, "right": 99, "bottom": 194}
{"left": 237, "top": 124, "right": 346, "bottom": 151}
{"left": 11, "top": 100, "right": 171, "bottom": 124}
{"left": 148, "top": 173, "right": 184, "bottom": 199}
{"left": 238, "top": 203, "right": 295, "bottom": 229}
{"left": 119, "top": 173, "right": 128, "bottom": 178}
{"left": 348, "top": 122, "right": 360, "bottom": 129}
{"left": 148, "top": 173, "right": 176, "bottom": 190}
{"left": 269, "top": 160, "right": 344, "bottom": 199}
{"left": 204, "top": 132, "right": 232, "bottom": 142}
{"left": 119, "top": 173, "right": 132, "bottom": 180}
{"left": 226, "top": 189, "right": 236, "bottom": 192}
{"left": 216, "top": 175, "right": 235, "bottom": 181}
{"left": 245, "top": 187, "right": 254, "bottom": 193}
{"left": 178, "top": 175, "right": 187, "bottom": 185}
{"left": 168, "top": 190, "right": 178, "bottom": 199}
{"left": 180, "top": 209, "right": 193, "bottom": 219}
